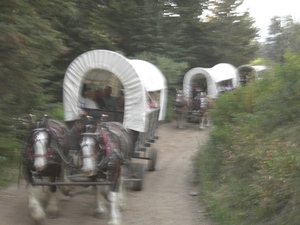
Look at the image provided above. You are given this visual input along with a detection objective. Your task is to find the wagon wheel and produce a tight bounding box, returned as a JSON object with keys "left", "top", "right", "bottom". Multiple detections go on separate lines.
{"left": 132, "top": 163, "right": 145, "bottom": 191}
{"left": 148, "top": 147, "right": 157, "bottom": 171}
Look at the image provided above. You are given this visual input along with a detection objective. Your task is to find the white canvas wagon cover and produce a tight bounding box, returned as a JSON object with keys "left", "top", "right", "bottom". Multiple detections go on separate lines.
{"left": 63, "top": 50, "right": 168, "bottom": 132}
{"left": 237, "top": 64, "right": 267, "bottom": 80}
{"left": 183, "top": 63, "right": 239, "bottom": 98}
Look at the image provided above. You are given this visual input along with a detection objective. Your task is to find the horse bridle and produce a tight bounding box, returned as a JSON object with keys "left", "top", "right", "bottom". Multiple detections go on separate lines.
{"left": 32, "top": 128, "right": 51, "bottom": 159}
{"left": 81, "top": 135, "right": 99, "bottom": 159}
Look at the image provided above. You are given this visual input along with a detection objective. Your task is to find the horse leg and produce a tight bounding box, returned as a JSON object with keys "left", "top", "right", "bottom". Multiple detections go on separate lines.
{"left": 117, "top": 168, "right": 126, "bottom": 210}
{"left": 199, "top": 113, "right": 205, "bottom": 130}
{"left": 23, "top": 164, "right": 46, "bottom": 225}
{"left": 178, "top": 112, "right": 186, "bottom": 129}
{"left": 206, "top": 113, "right": 210, "bottom": 127}
{"left": 28, "top": 184, "right": 46, "bottom": 225}
{"left": 108, "top": 191, "right": 121, "bottom": 225}
{"left": 44, "top": 177, "right": 59, "bottom": 218}
{"left": 175, "top": 111, "right": 181, "bottom": 128}
{"left": 58, "top": 164, "right": 74, "bottom": 196}
{"left": 178, "top": 113, "right": 183, "bottom": 128}
{"left": 176, "top": 114, "right": 179, "bottom": 128}
{"left": 93, "top": 185, "right": 107, "bottom": 218}
{"left": 108, "top": 158, "right": 122, "bottom": 225}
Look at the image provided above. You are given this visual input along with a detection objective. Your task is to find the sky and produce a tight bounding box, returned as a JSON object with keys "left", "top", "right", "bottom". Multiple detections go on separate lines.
{"left": 237, "top": 0, "right": 300, "bottom": 41}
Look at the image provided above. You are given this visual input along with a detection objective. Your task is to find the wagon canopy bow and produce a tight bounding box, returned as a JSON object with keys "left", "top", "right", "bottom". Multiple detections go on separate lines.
{"left": 63, "top": 50, "right": 168, "bottom": 133}
{"left": 183, "top": 63, "right": 239, "bottom": 99}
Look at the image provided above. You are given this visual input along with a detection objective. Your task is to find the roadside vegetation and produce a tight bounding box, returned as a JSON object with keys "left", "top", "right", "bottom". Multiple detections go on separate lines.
{"left": 194, "top": 52, "right": 300, "bottom": 225}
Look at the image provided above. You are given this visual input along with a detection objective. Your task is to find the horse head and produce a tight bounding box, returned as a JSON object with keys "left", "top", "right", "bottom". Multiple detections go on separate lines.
{"left": 25, "top": 115, "right": 70, "bottom": 172}
{"left": 79, "top": 117, "right": 126, "bottom": 177}
{"left": 32, "top": 128, "right": 50, "bottom": 171}
{"left": 80, "top": 134, "right": 100, "bottom": 177}
{"left": 174, "top": 89, "right": 190, "bottom": 109}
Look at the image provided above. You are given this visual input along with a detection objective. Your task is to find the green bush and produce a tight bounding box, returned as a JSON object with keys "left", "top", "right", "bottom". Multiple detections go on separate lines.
{"left": 194, "top": 52, "right": 300, "bottom": 225}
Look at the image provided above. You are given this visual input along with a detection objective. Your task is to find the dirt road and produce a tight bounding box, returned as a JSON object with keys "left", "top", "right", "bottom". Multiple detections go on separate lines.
{"left": 0, "top": 121, "right": 215, "bottom": 225}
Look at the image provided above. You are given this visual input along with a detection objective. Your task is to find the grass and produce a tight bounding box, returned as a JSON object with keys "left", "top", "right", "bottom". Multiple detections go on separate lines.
{"left": 192, "top": 54, "right": 300, "bottom": 224}
{"left": 0, "top": 161, "right": 21, "bottom": 190}
{"left": 193, "top": 94, "right": 300, "bottom": 224}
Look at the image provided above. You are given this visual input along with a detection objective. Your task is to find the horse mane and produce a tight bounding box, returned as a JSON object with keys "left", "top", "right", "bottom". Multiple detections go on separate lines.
{"left": 106, "top": 122, "right": 133, "bottom": 161}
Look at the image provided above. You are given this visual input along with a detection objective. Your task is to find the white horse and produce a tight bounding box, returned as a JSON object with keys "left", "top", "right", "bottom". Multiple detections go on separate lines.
{"left": 73, "top": 119, "right": 131, "bottom": 225}
{"left": 22, "top": 116, "right": 74, "bottom": 224}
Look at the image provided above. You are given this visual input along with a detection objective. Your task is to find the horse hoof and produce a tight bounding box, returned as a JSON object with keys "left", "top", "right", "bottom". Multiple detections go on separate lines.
{"left": 118, "top": 198, "right": 126, "bottom": 211}
{"left": 47, "top": 214, "right": 58, "bottom": 219}
{"left": 108, "top": 218, "right": 121, "bottom": 225}
{"left": 93, "top": 212, "right": 105, "bottom": 219}
{"left": 29, "top": 211, "right": 45, "bottom": 225}
{"left": 93, "top": 205, "right": 107, "bottom": 218}
{"left": 67, "top": 191, "right": 76, "bottom": 197}
{"left": 29, "top": 204, "right": 46, "bottom": 225}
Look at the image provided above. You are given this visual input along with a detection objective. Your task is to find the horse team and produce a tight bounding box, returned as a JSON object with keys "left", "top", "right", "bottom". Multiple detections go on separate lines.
{"left": 173, "top": 89, "right": 214, "bottom": 129}
{"left": 22, "top": 114, "right": 132, "bottom": 225}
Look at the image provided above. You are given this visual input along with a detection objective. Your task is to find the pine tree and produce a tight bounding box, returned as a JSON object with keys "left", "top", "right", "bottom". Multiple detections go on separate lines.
{"left": 261, "top": 16, "right": 300, "bottom": 64}
{"left": 0, "top": 0, "right": 68, "bottom": 161}
{"left": 205, "top": 0, "right": 259, "bottom": 66}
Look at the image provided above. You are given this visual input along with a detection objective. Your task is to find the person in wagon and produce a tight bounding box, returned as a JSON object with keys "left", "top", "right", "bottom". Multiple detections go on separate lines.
{"left": 78, "top": 84, "right": 99, "bottom": 110}
{"left": 116, "top": 89, "right": 125, "bottom": 111}
{"left": 95, "top": 88, "right": 107, "bottom": 110}
{"left": 103, "top": 86, "right": 119, "bottom": 111}
{"left": 147, "top": 92, "right": 159, "bottom": 109}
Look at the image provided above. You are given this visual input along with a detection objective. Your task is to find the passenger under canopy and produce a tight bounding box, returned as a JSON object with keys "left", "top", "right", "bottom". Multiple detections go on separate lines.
{"left": 63, "top": 50, "right": 167, "bottom": 133}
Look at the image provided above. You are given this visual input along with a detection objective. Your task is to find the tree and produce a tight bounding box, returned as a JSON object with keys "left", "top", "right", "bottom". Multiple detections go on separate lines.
{"left": 155, "top": 0, "right": 259, "bottom": 68}
{"left": 204, "top": 0, "right": 259, "bottom": 67}
{"left": 0, "top": 0, "right": 69, "bottom": 162}
{"left": 261, "top": 16, "right": 285, "bottom": 63}
{"left": 261, "top": 16, "right": 300, "bottom": 64}
{"left": 41, "top": 0, "right": 116, "bottom": 103}
{"left": 102, "top": 0, "right": 165, "bottom": 57}
{"left": 159, "top": 0, "right": 214, "bottom": 68}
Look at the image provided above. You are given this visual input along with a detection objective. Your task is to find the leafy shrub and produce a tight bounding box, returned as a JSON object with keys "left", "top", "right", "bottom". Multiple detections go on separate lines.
{"left": 194, "top": 52, "right": 300, "bottom": 225}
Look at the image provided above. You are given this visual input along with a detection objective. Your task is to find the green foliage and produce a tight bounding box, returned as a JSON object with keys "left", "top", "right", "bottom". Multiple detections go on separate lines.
{"left": 0, "top": 161, "right": 20, "bottom": 189}
{"left": 249, "top": 58, "right": 266, "bottom": 65}
{"left": 261, "top": 16, "right": 300, "bottom": 64}
{"left": 206, "top": 0, "right": 259, "bottom": 67}
{"left": 49, "top": 105, "right": 64, "bottom": 121}
{"left": 194, "top": 52, "right": 300, "bottom": 225}
{"left": 133, "top": 52, "right": 188, "bottom": 89}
